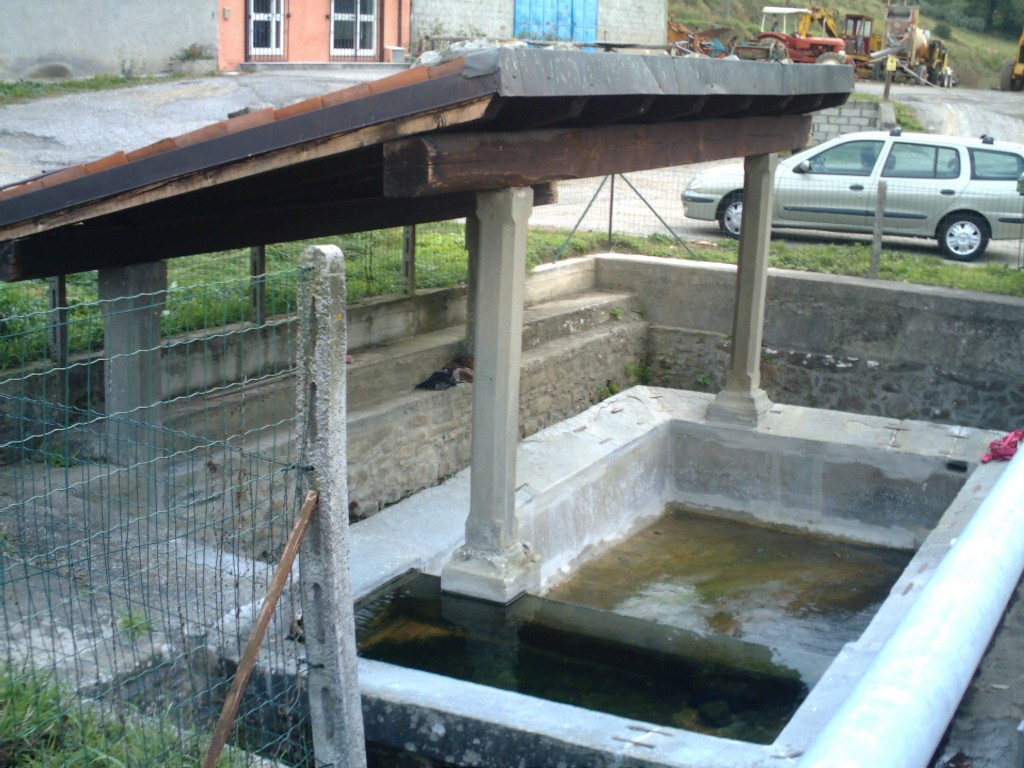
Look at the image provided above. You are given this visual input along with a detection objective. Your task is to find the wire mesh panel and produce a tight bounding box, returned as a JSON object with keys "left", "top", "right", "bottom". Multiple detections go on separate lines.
{"left": 0, "top": 257, "right": 312, "bottom": 766}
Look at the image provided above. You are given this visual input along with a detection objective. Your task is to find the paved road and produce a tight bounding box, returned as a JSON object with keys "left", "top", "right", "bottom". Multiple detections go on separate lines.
{"left": 0, "top": 68, "right": 393, "bottom": 188}
{"left": 857, "top": 80, "right": 1024, "bottom": 144}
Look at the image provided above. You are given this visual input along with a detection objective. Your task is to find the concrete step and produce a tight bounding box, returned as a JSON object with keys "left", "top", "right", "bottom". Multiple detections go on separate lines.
{"left": 521, "top": 291, "right": 638, "bottom": 351}
{"left": 347, "top": 290, "right": 639, "bottom": 409}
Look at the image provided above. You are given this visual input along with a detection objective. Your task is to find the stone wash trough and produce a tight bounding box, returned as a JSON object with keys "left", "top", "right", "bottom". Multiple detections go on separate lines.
{"left": 350, "top": 386, "right": 1024, "bottom": 768}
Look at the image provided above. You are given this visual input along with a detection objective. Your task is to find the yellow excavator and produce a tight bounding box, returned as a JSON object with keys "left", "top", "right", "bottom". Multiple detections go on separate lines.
{"left": 1000, "top": 26, "right": 1024, "bottom": 91}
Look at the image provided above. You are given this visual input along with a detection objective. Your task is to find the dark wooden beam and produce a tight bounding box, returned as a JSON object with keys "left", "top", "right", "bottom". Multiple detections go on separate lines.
{"left": 0, "top": 184, "right": 556, "bottom": 282}
{"left": 383, "top": 115, "right": 812, "bottom": 198}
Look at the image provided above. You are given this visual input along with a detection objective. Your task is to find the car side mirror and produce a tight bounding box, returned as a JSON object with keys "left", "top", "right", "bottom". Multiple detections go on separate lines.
{"left": 1017, "top": 172, "right": 1024, "bottom": 196}
{"left": 795, "top": 160, "right": 812, "bottom": 174}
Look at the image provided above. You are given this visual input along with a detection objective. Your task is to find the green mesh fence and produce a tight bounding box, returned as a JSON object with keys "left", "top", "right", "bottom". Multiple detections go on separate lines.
{"left": 0, "top": 257, "right": 313, "bottom": 767}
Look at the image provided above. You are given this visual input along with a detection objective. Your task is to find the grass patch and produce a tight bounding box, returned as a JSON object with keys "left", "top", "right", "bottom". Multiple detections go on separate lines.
{"left": 0, "top": 74, "right": 187, "bottom": 106}
{"left": 0, "top": 667, "right": 240, "bottom": 767}
{"left": 0, "top": 223, "right": 1021, "bottom": 371}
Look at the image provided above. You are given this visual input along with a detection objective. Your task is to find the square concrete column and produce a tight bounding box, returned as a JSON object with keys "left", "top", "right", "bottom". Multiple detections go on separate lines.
{"left": 442, "top": 187, "right": 539, "bottom": 604}
{"left": 295, "top": 245, "right": 367, "bottom": 768}
{"left": 98, "top": 262, "right": 167, "bottom": 465}
{"left": 707, "top": 153, "right": 777, "bottom": 427}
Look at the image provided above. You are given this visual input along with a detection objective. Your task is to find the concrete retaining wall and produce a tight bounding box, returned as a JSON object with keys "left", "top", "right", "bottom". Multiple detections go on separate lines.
{"left": 596, "top": 255, "right": 1024, "bottom": 431}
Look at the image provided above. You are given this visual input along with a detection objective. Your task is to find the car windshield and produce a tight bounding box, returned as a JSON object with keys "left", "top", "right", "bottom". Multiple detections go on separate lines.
{"left": 804, "top": 140, "right": 884, "bottom": 176}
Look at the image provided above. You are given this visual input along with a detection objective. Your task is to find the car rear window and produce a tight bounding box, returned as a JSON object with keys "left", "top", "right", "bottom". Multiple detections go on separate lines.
{"left": 970, "top": 148, "right": 1024, "bottom": 180}
{"left": 881, "top": 143, "right": 960, "bottom": 179}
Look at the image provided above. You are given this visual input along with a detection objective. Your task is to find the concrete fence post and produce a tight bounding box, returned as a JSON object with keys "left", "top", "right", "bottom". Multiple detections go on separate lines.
{"left": 295, "top": 244, "right": 367, "bottom": 768}
{"left": 98, "top": 261, "right": 167, "bottom": 466}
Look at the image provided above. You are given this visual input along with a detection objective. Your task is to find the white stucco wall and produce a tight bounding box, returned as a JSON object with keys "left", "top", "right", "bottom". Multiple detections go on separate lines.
{"left": 0, "top": 0, "right": 219, "bottom": 81}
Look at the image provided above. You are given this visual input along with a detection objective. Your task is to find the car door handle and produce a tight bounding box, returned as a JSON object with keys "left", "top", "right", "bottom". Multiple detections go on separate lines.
{"left": 940, "top": 189, "right": 955, "bottom": 196}
{"left": 849, "top": 184, "right": 865, "bottom": 191}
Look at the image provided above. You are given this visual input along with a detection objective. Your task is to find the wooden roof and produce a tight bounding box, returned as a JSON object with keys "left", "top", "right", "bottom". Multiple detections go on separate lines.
{"left": 0, "top": 48, "right": 853, "bottom": 281}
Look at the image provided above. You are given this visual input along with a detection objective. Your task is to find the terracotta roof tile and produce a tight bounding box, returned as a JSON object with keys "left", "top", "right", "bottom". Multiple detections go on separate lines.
{"left": 172, "top": 120, "right": 230, "bottom": 149}
{"left": 83, "top": 151, "right": 128, "bottom": 175}
{"left": 427, "top": 59, "right": 466, "bottom": 79}
{"left": 225, "top": 106, "right": 277, "bottom": 133}
{"left": 321, "top": 82, "right": 374, "bottom": 108}
{"left": 125, "top": 138, "right": 178, "bottom": 163}
{"left": 274, "top": 95, "right": 324, "bottom": 120}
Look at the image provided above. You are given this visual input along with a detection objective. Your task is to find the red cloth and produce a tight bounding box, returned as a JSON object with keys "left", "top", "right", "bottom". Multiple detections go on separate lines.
{"left": 982, "top": 429, "right": 1024, "bottom": 463}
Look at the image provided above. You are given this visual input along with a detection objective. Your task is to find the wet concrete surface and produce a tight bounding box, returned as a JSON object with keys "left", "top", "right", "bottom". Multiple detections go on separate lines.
{"left": 546, "top": 504, "right": 911, "bottom": 658}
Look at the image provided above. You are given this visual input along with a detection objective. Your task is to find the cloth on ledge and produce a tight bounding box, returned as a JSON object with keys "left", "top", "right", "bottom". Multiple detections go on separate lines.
{"left": 981, "top": 429, "right": 1024, "bottom": 463}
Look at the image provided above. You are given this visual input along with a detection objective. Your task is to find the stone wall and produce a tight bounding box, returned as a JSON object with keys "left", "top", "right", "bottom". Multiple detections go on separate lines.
{"left": 596, "top": 255, "right": 1024, "bottom": 431}
{"left": 809, "top": 100, "right": 895, "bottom": 144}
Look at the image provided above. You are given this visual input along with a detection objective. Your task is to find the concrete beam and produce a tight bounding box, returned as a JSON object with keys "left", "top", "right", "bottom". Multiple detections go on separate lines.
{"left": 707, "top": 153, "right": 777, "bottom": 427}
{"left": 442, "top": 187, "right": 539, "bottom": 604}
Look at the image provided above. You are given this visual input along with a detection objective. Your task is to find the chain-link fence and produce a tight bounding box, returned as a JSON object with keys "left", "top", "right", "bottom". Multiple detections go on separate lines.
{"left": 538, "top": 163, "right": 1024, "bottom": 268}
{"left": 0, "top": 261, "right": 313, "bottom": 766}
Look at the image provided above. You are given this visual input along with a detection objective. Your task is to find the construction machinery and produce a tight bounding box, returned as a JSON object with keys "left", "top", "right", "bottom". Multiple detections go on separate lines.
{"left": 999, "top": 25, "right": 1024, "bottom": 91}
{"left": 873, "top": 4, "right": 954, "bottom": 86}
{"left": 735, "top": 6, "right": 848, "bottom": 63}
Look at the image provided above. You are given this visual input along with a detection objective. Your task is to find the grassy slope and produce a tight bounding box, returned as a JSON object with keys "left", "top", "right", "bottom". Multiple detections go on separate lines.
{"left": 667, "top": 0, "right": 1019, "bottom": 88}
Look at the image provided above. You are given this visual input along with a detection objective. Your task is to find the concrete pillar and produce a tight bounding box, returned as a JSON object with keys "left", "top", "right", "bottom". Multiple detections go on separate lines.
{"left": 98, "top": 262, "right": 167, "bottom": 465}
{"left": 442, "top": 187, "right": 539, "bottom": 604}
{"left": 295, "top": 245, "right": 367, "bottom": 768}
{"left": 707, "top": 153, "right": 777, "bottom": 427}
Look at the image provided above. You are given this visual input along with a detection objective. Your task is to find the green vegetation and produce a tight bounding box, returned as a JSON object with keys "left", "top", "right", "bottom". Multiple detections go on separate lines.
{"left": 626, "top": 360, "right": 654, "bottom": 385}
{"left": 118, "top": 610, "right": 154, "bottom": 640}
{"left": 0, "top": 73, "right": 187, "bottom": 106}
{"left": 1, "top": 223, "right": 1022, "bottom": 371}
{"left": 0, "top": 667, "right": 237, "bottom": 767}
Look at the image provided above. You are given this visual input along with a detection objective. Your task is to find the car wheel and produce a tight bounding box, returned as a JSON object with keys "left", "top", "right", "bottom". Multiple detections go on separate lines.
{"left": 717, "top": 192, "right": 743, "bottom": 238}
{"left": 937, "top": 213, "right": 989, "bottom": 261}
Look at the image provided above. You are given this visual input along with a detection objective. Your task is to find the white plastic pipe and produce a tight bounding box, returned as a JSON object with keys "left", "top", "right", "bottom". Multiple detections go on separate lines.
{"left": 798, "top": 451, "right": 1024, "bottom": 768}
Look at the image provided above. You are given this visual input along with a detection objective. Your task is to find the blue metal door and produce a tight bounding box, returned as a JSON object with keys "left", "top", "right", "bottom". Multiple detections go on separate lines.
{"left": 514, "top": 0, "right": 598, "bottom": 43}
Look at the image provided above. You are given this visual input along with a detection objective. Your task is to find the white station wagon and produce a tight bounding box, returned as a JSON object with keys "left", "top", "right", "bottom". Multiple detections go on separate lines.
{"left": 682, "top": 129, "right": 1024, "bottom": 260}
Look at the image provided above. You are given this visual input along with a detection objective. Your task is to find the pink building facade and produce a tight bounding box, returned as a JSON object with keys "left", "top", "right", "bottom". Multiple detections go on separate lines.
{"left": 218, "top": 0, "right": 412, "bottom": 71}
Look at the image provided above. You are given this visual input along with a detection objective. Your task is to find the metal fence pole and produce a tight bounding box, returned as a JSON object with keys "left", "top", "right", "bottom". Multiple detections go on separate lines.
{"left": 296, "top": 245, "right": 367, "bottom": 768}
{"left": 870, "top": 180, "right": 887, "bottom": 279}
{"left": 250, "top": 245, "right": 267, "bottom": 325}
{"left": 607, "top": 174, "right": 616, "bottom": 250}
{"left": 403, "top": 224, "right": 417, "bottom": 294}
